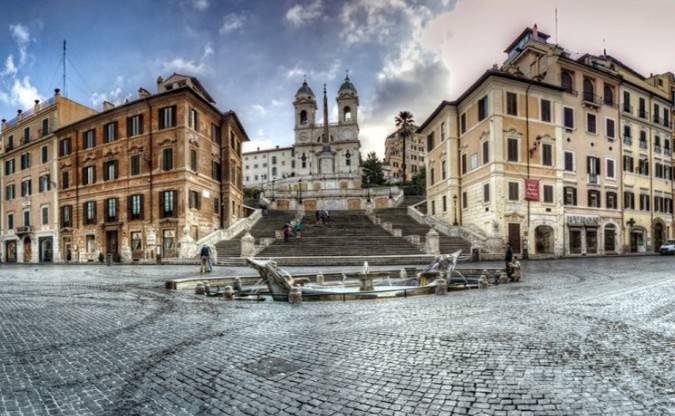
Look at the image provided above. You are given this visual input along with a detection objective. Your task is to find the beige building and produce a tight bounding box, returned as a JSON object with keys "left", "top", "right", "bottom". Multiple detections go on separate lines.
{"left": 383, "top": 126, "right": 425, "bottom": 183}
{"left": 0, "top": 90, "right": 95, "bottom": 263}
{"left": 419, "top": 25, "right": 673, "bottom": 257}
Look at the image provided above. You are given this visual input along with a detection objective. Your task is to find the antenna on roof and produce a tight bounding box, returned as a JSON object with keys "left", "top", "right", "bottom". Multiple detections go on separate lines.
{"left": 62, "top": 40, "right": 67, "bottom": 97}
{"left": 554, "top": 8, "right": 558, "bottom": 44}
{"left": 602, "top": 38, "right": 607, "bottom": 56}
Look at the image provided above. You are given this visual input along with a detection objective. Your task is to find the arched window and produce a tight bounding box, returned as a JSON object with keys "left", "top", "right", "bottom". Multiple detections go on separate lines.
{"left": 343, "top": 106, "right": 352, "bottom": 122}
{"left": 603, "top": 85, "right": 614, "bottom": 106}
{"left": 561, "top": 71, "right": 573, "bottom": 93}
{"left": 300, "top": 110, "right": 308, "bottom": 125}
{"left": 583, "top": 78, "right": 594, "bottom": 102}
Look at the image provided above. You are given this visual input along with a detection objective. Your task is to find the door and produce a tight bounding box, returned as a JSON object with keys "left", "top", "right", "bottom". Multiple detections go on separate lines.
{"left": 23, "top": 237, "right": 32, "bottom": 263}
{"left": 630, "top": 231, "right": 640, "bottom": 253}
{"left": 6, "top": 241, "right": 17, "bottom": 263}
{"left": 106, "top": 231, "right": 119, "bottom": 261}
{"left": 654, "top": 223, "right": 664, "bottom": 252}
{"left": 39, "top": 237, "right": 53, "bottom": 263}
{"left": 586, "top": 228, "right": 598, "bottom": 254}
{"left": 508, "top": 223, "right": 521, "bottom": 254}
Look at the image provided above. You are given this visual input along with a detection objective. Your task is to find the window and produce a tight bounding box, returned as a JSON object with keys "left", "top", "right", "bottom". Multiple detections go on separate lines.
{"left": 507, "top": 138, "right": 518, "bottom": 162}
{"left": 431, "top": 200, "right": 435, "bottom": 215}
{"left": 543, "top": 185, "right": 553, "bottom": 203}
{"left": 23, "top": 210, "right": 30, "bottom": 226}
{"left": 583, "top": 78, "right": 595, "bottom": 102}
{"left": 159, "top": 105, "right": 177, "bottom": 129}
{"left": 623, "top": 91, "right": 631, "bottom": 113}
{"left": 440, "top": 122, "right": 446, "bottom": 141}
{"left": 603, "top": 85, "right": 614, "bottom": 106}
{"left": 442, "top": 195, "right": 447, "bottom": 212}
{"left": 429, "top": 168, "right": 435, "bottom": 185}
{"left": 426, "top": 133, "right": 434, "bottom": 152}
{"left": 127, "top": 114, "right": 143, "bottom": 137}
{"left": 190, "top": 149, "right": 197, "bottom": 171}
{"left": 82, "top": 165, "right": 96, "bottom": 185}
{"left": 653, "top": 104, "right": 660, "bottom": 123}
{"left": 84, "top": 201, "right": 96, "bottom": 225}
{"left": 606, "top": 192, "right": 617, "bottom": 209}
{"left": 586, "top": 113, "right": 597, "bottom": 134}
{"left": 587, "top": 156, "right": 600, "bottom": 182}
{"left": 564, "top": 187, "right": 577, "bottom": 206}
{"left": 506, "top": 92, "right": 517, "bottom": 115}
{"left": 162, "top": 148, "right": 173, "bottom": 171}
{"left": 300, "top": 110, "right": 308, "bottom": 125}
{"left": 462, "top": 192, "right": 467, "bottom": 209}
{"left": 588, "top": 190, "right": 601, "bottom": 208}
{"left": 212, "top": 161, "right": 222, "bottom": 181}
{"left": 561, "top": 71, "right": 573, "bottom": 93}
{"left": 189, "top": 190, "right": 201, "bottom": 209}
{"left": 606, "top": 159, "right": 615, "bottom": 179}
{"left": 461, "top": 153, "right": 467, "bottom": 175}
{"left": 638, "top": 97, "right": 646, "bottom": 118}
{"left": 639, "top": 193, "right": 650, "bottom": 211}
{"left": 23, "top": 127, "right": 30, "bottom": 144}
{"left": 160, "top": 190, "right": 176, "bottom": 218}
{"left": 61, "top": 205, "right": 72, "bottom": 228}
{"left": 5, "top": 184, "right": 15, "bottom": 200}
{"left": 564, "top": 151, "right": 575, "bottom": 172}
{"left": 638, "top": 158, "right": 649, "bottom": 176}
{"left": 20, "top": 152, "right": 30, "bottom": 170}
{"left": 128, "top": 194, "right": 144, "bottom": 220}
{"left": 59, "top": 138, "right": 71, "bottom": 156}
{"left": 477, "top": 96, "right": 488, "bottom": 121}
{"left": 624, "top": 191, "right": 635, "bottom": 209}
{"left": 623, "top": 124, "right": 632, "bottom": 141}
{"left": 104, "top": 122, "right": 117, "bottom": 143}
{"left": 41, "top": 145, "right": 48, "bottom": 163}
{"left": 39, "top": 174, "right": 50, "bottom": 192}
{"left": 483, "top": 183, "right": 490, "bottom": 202}
{"left": 623, "top": 155, "right": 634, "bottom": 173}
{"left": 441, "top": 160, "right": 446, "bottom": 180}
{"left": 639, "top": 130, "right": 647, "bottom": 149}
{"left": 130, "top": 155, "right": 141, "bottom": 176}
{"left": 62, "top": 171, "right": 69, "bottom": 190}
{"left": 189, "top": 108, "right": 199, "bottom": 130}
{"left": 542, "top": 143, "right": 552, "bottom": 166}
{"left": 21, "top": 179, "right": 31, "bottom": 197}
{"left": 213, "top": 197, "right": 220, "bottom": 213}
{"left": 7, "top": 213, "right": 14, "bottom": 230}
{"left": 271, "top": 156, "right": 277, "bottom": 165}
{"left": 460, "top": 113, "right": 467, "bottom": 134}
{"left": 42, "top": 206, "right": 49, "bottom": 225}
{"left": 83, "top": 129, "right": 96, "bottom": 149}
{"left": 105, "top": 198, "right": 118, "bottom": 222}
{"left": 5, "top": 135, "right": 13, "bottom": 150}
{"left": 563, "top": 107, "right": 574, "bottom": 129}
{"left": 540, "top": 99, "right": 551, "bottom": 122}
{"left": 482, "top": 140, "right": 489, "bottom": 164}
{"left": 606, "top": 118, "right": 615, "bottom": 139}
{"left": 5, "top": 159, "right": 15, "bottom": 175}
{"left": 103, "top": 160, "right": 118, "bottom": 181}
{"left": 508, "top": 182, "right": 519, "bottom": 201}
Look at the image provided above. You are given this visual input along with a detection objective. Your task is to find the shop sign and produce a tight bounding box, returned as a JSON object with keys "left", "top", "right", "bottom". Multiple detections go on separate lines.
{"left": 525, "top": 179, "right": 540, "bottom": 201}
{"left": 566, "top": 215, "right": 600, "bottom": 226}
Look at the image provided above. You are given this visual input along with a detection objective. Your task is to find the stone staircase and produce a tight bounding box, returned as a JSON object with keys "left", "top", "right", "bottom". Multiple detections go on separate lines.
{"left": 375, "top": 207, "right": 472, "bottom": 254}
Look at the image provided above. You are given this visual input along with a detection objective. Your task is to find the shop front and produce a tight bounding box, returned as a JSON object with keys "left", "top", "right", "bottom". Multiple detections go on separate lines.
{"left": 565, "top": 215, "right": 620, "bottom": 256}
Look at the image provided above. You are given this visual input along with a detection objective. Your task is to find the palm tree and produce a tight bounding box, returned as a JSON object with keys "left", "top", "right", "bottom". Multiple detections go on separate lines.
{"left": 394, "top": 111, "right": 415, "bottom": 183}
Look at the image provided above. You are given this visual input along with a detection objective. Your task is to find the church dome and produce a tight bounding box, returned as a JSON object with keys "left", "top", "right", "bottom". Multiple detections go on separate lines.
{"left": 338, "top": 75, "right": 357, "bottom": 94}
{"left": 296, "top": 81, "right": 315, "bottom": 97}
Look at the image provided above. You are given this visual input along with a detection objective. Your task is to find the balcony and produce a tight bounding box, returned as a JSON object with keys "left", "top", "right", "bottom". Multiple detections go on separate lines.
{"left": 582, "top": 92, "right": 602, "bottom": 108}
{"left": 654, "top": 145, "right": 662, "bottom": 154}
{"left": 665, "top": 148, "right": 672, "bottom": 156}
{"left": 587, "top": 173, "right": 600, "bottom": 185}
{"left": 639, "top": 140, "right": 648, "bottom": 150}
{"left": 623, "top": 136, "right": 632, "bottom": 146}
{"left": 622, "top": 103, "right": 633, "bottom": 114}
{"left": 16, "top": 225, "right": 31, "bottom": 235}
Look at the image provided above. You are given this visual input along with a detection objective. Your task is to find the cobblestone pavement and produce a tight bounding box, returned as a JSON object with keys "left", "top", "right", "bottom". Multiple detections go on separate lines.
{"left": 0, "top": 257, "right": 673, "bottom": 416}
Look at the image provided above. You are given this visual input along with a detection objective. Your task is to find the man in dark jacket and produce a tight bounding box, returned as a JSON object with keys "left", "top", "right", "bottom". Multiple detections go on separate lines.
{"left": 505, "top": 243, "right": 514, "bottom": 279}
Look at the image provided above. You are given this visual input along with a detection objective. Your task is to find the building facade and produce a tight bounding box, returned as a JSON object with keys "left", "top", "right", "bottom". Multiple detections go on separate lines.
{"left": 242, "top": 145, "right": 295, "bottom": 188}
{"left": 0, "top": 90, "right": 96, "bottom": 263}
{"left": 419, "top": 25, "right": 673, "bottom": 257}
{"left": 383, "top": 126, "right": 425, "bottom": 183}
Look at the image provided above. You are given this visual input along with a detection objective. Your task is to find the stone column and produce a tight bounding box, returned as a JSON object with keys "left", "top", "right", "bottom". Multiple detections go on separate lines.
{"left": 425, "top": 229, "right": 440, "bottom": 255}
{"left": 240, "top": 232, "right": 256, "bottom": 257}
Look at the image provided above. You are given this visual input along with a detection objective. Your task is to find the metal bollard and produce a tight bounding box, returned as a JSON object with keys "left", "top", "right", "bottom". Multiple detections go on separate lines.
{"left": 435, "top": 279, "right": 448, "bottom": 296}
{"left": 223, "top": 285, "right": 234, "bottom": 300}
{"left": 288, "top": 286, "right": 302, "bottom": 305}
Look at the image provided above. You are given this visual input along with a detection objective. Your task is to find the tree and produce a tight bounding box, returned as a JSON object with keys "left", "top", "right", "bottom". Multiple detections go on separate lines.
{"left": 410, "top": 167, "right": 426, "bottom": 195}
{"left": 361, "top": 152, "right": 386, "bottom": 187}
{"left": 394, "top": 110, "right": 415, "bottom": 183}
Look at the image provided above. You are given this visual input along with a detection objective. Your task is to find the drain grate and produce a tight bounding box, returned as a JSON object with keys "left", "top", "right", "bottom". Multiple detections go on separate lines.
{"left": 243, "top": 356, "right": 304, "bottom": 380}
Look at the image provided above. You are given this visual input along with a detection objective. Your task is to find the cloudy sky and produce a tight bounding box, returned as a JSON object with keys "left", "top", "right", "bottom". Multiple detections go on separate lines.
{"left": 1, "top": 0, "right": 673, "bottom": 157}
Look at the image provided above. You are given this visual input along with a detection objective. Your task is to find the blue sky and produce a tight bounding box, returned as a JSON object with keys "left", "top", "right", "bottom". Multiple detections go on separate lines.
{"left": 1, "top": 0, "right": 673, "bottom": 156}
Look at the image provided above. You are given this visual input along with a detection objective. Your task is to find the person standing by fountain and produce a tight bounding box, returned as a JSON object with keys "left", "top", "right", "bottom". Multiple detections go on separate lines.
{"left": 199, "top": 244, "right": 210, "bottom": 274}
{"left": 504, "top": 243, "right": 514, "bottom": 279}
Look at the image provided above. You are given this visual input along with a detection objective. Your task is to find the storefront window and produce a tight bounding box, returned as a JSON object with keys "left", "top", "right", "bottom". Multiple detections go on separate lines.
{"left": 86, "top": 235, "right": 96, "bottom": 253}
{"left": 586, "top": 229, "right": 598, "bottom": 254}
{"left": 570, "top": 229, "right": 582, "bottom": 254}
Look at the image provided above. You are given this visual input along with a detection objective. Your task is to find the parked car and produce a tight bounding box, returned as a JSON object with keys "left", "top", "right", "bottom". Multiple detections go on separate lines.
{"left": 659, "top": 240, "right": 675, "bottom": 255}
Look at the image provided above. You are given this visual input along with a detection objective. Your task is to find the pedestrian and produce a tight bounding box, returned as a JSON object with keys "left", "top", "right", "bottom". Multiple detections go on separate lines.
{"left": 283, "top": 223, "right": 291, "bottom": 242}
{"left": 323, "top": 209, "right": 330, "bottom": 224}
{"left": 207, "top": 246, "right": 214, "bottom": 273}
{"left": 315, "top": 210, "right": 321, "bottom": 224}
{"left": 504, "top": 242, "right": 514, "bottom": 279}
{"left": 294, "top": 221, "right": 302, "bottom": 239}
{"left": 511, "top": 256, "right": 522, "bottom": 282}
{"left": 200, "top": 244, "right": 210, "bottom": 274}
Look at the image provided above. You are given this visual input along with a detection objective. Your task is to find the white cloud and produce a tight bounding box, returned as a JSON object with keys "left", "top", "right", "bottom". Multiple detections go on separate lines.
{"left": 162, "top": 57, "right": 207, "bottom": 75}
{"left": 191, "top": 0, "right": 209, "bottom": 11}
{"left": 4, "top": 77, "right": 43, "bottom": 109}
{"left": 285, "top": 0, "right": 323, "bottom": 27}
{"left": 1, "top": 55, "right": 17, "bottom": 77}
{"left": 9, "top": 23, "right": 30, "bottom": 66}
{"left": 285, "top": 59, "right": 342, "bottom": 82}
{"left": 202, "top": 43, "right": 213, "bottom": 59}
{"left": 90, "top": 87, "right": 133, "bottom": 107}
{"left": 339, "top": 0, "right": 410, "bottom": 45}
{"left": 220, "top": 13, "right": 246, "bottom": 34}
{"left": 251, "top": 104, "right": 267, "bottom": 116}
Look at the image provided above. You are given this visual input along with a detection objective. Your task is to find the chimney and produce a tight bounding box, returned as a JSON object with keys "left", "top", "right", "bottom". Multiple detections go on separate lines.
{"left": 102, "top": 101, "right": 114, "bottom": 111}
{"left": 34, "top": 99, "right": 40, "bottom": 113}
{"left": 17, "top": 109, "right": 22, "bottom": 120}
{"left": 54, "top": 88, "right": 61, "bottom": 97}
{"left": 1, "top": 119, "right": 6, "bottom": 131}
{"left": 276, "top": 145, "right": 279, "bottom": 149}
{"left": 156, "top": 76, "right": 164, "bottom": 92}
{"left": 257, "top": 147, "right": 260, "bottom": 151}
{"left": 138, "top": 87, "right": 151, "bottom": 98}
{"left": 532, "top": 23, "right": 539, "bottom": 39}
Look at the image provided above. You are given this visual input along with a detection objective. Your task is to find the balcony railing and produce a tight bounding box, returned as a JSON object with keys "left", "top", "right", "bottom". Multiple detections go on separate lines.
{"left": 587, "top": 173, "right": 600, "bottom": 185}
{"left": 638, "top": 109, "right": 648, "bottom": 120}
{"left": 639, "top": 140, "right": 648, "bottom": 150}
{"left": 665, "top": 148, "right": 672, "bottom": 156}
{"left": 654, "top": 145, "right": 662, "bottom": 153}
{"left": 16, "top": 225, "right": 31, "bottom": 235}
{"left": 623, "top": 137, "right": 632, "bottom": 146}
{"left": 622, "top": 103, "right": 633, "bottom": 114}
{"left": 582, "top": 92, "right": 602, "bottom": 107}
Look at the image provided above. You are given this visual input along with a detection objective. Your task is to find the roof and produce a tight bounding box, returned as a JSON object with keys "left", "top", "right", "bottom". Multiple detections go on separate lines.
{"left": 339, "top": 75, "right": 357, "bottom": 94}
{"left": 166, "top": 73, "right": 215, "bottom": 103}
{"left": 243, "top": 145, "right": 294, "bottom": 156}
{"left": 296, "top": 81, "right": 315, "bottom": 96}
{"left": 223, "top": 110, "right": 250, "bottom": 142}
{"left": 416, "top": 70, "right": 565, "bottom": 133}
{"left": 504, "top": 26, "right": 550, "bottom": 53}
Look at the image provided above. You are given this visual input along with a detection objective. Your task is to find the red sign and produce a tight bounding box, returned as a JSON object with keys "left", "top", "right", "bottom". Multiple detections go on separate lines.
{"left": 525, "top": 179, "right": 540, "bottom": 201}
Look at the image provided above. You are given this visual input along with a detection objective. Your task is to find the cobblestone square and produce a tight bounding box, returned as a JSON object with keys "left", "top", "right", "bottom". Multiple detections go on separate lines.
{"left": 0, "top": 257, "right": 673, "bottom": 415}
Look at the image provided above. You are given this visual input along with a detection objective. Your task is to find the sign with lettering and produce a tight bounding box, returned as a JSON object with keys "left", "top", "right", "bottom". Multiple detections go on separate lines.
{"left": 525, "top": 179, "right": 540, "bottom": 201}
{"left": 566, "top": 215, "right": 600, "bottom": 226}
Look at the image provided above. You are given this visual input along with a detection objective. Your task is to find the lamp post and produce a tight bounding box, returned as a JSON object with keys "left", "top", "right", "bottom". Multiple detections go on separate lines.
{"left": 453, "top": 194, "right": 458, "bottom": 225}
{"left": 366, "top": 177, "right": 371, "bottom": 203}
{"left": 345, "top": 149, "right": 351, "bottom": 174}
{"left": 297, "top": 179, "right": 303, "bottom": 204}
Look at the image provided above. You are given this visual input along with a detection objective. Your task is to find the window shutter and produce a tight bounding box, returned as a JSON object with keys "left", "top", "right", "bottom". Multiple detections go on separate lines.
{"left": 159, "top": 191, "right": 165, "bottom": 218}
{"left": 139, "top": 114, "right": 144, "bottom": 135}
{"left": 171, "top": 105, "right": 177, "bottom": 127}
{"left": 140, "top": 194, "right": 145, "bottom": 220}
{"left": 92, "top": 202, "right": 97, "bottom": 222}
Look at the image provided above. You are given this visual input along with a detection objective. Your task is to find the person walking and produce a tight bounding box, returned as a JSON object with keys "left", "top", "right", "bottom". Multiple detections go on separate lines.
{"left": 283, "top": 223, "right": 291, "bottom": 242}
{"left": 294, "top": 221, "right": 302, "bottom": 239}
{"left": 504, "top": 242, "right": 514, "bottom": 280}
{"left": 315, "top": 210, "right": 321, "bottom": 224}
{"left": 200, "top": 244, "right": 210, "bottom": 274}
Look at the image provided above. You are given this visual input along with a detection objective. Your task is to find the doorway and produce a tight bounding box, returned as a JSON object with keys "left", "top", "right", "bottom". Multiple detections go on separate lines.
{"left": 106, "top": 230, "right": 119, "bottom": 261}
{"left": 39, "top": 237, "right": 53, "bottom": 263}
{"left": 630, "top": 230, "right": 644, "bottom": 253}
{"left": 5, "top": 241, "right": 17, "bottom": 263}
{"left": 534, "top": 225, "right": 554, "bottom": 255}
{"left": 508, "top": 223, "right": 521, "bottom": 254}
{"left": 23, "top": 236, "right": 32, "bottom": 263}
{"left": 654, "top": 223, "right": 664, "bottom": 252}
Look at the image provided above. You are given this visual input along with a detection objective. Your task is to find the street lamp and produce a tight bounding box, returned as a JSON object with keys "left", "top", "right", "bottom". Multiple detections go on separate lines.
{"left": 271, "top": 180, "right": 276, "bottom": 202}
{"left": 453, "top": 194, "right": 458, "bottom": 225}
